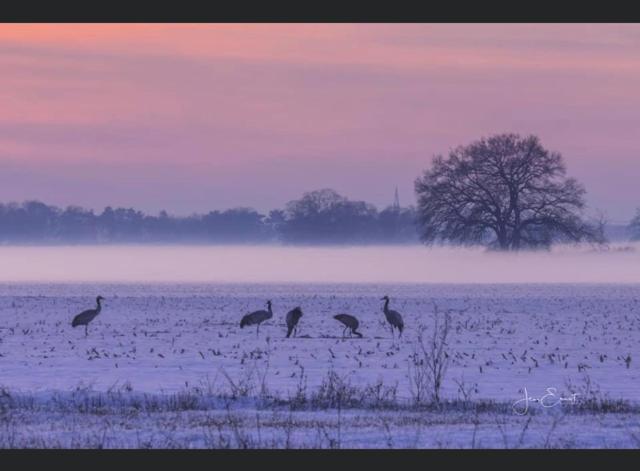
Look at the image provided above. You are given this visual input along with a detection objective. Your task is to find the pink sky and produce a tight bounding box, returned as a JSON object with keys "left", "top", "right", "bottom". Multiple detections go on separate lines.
{"left": 0, "top": 24, "right": 639, "bottom": 221}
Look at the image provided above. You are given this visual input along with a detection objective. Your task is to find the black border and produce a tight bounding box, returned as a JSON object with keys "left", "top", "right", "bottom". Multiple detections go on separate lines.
{"left": 2, "top": 3, "right": 640, "bottom": 465}
{"left": 2, "top": 449, "right": 640, "bottom": 466}
{"left": 1, "top": 2, "right": 640, "bottom": 22}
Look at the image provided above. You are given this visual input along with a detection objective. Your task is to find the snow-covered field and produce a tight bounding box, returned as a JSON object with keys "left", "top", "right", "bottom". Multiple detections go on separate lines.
{"left": 1, "top": 281, "right": 639, "bottom": 448}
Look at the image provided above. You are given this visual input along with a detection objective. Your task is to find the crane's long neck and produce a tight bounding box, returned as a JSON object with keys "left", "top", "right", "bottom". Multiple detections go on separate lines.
{"left": 96, "top": 299, "right": 102, "bottom": 314}
{"left": 383, "top": 298, "right": 390, "bottom": 313}
{"left": 267, "top": 303, "right": 273, "bottom": 318}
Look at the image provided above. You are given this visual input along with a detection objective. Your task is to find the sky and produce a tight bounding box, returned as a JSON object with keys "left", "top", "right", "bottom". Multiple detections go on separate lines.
{"left": 0, "top": 24, "right": 639, "bottom": 222}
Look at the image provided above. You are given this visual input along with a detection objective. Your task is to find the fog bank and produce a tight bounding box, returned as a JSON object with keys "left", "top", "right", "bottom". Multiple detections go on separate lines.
{"left": 0, "top": 244, "right": 638, "bottom": 284}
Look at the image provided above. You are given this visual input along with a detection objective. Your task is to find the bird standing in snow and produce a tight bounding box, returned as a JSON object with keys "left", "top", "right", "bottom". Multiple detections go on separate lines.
{"left": 285, "top": 306, "right": 303, "bottom": 338}
{"left": 240, "top": 300, "right": 273, "bottom": 337}
{"left": 381, "top": 295, "right": 404, "bottom": 338}
{"left": 71, "top": 296, "right": 105, "bottom": 337}
{"left": 333, "top": 313, "right": 363, "bottom": 338}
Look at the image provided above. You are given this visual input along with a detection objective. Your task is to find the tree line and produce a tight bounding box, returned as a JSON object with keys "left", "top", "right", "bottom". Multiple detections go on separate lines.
{"left": 0, "top": 190, "right": 418, "bottom": 245}
{"left": 1, "top": 133, "right": 638, "bottom": 248}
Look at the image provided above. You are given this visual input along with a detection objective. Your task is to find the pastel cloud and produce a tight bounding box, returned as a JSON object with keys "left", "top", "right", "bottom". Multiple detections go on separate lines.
{"left": 0, "top": 24, "right": 638, "bottom": 220}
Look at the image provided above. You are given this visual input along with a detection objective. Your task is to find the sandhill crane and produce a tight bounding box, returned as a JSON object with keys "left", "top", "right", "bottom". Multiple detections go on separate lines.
{"left": 381, "top": 295, "right": 404, "bottom": 338}
{"left": 71, "top": 296, "right": 105, "bottom": 337}
{"left": 240, "top": 300, "right": 273, "bottom": 337}
{"left": 333, "top": 314, "right": 363, "bottom": 338}
{"left": 285, "top": 306, "right": 303, "bottom": 338}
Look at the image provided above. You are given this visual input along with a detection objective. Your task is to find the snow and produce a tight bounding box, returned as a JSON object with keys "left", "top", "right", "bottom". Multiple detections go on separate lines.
{"left": 1, "top": 280, "right": 639, "bottom": 448}
{"left": 3, "top": 396, "right": 639, "bottom": 448}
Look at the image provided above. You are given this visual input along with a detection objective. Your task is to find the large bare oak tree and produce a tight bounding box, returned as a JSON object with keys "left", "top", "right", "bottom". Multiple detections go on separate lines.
{"left": 415, "top": 133, "right": 603, "bottom": 250}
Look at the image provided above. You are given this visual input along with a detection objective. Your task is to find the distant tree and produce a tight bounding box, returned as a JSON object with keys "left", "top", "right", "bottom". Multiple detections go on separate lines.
{"left": 265, "top": 209, "right": 287, "bottom": 242}
{"left": 144, "top": 210, "right": 178, "bottom": 242}
{"left": 378, "top": 205, "right": 419, "bottom": 243}
{"left": 278, "top": 189, "right": 379, "bottom": 244}
{"left": 630, "top": 209, "right": 640, "bottom": 241}
{"left": 97, "top": 207, "right": 146, "bottom": 242}
{"left": 200, "top": 208, "right": 266, "bottom": 243}
{"left": 97, "top": 206, "right": 116, "bottom": 242}
{"left": 0, "top": 201, "right": 59, "bottom": 242}
{"left": 415, "top": 133, "right": 604, "bottom": 250}
{"left": 57, "top": 206, "right": 97, "bottom": 242}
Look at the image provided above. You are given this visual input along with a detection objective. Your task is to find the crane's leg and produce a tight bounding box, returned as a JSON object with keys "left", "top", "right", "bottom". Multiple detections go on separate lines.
{"left": 256, "top": 324, "right": 260, "bottom": 337}
{"left": 85, "top": 325, "right": 88, "bottom": 337}
{"left": 342, "top": 326, "right": 346, "bottom": 339}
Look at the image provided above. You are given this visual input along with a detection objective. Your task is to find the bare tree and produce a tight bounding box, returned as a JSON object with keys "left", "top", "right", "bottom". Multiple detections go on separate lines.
{"left": 415, "top": 133, "right": 604, "bottom": 250}
{"left": 590, "top": 210, "right": 609, "bottom": 248}
{"left": 408, "top": 303, "right": 452, "bottom": 404}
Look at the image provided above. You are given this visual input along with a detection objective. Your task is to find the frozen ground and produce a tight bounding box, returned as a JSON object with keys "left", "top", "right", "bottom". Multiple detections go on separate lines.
{"left": 2, "top": 388, "right": 640, "bottom": 448}
{"left": 0, "top": 282, "right": 639, "bottom": 447}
